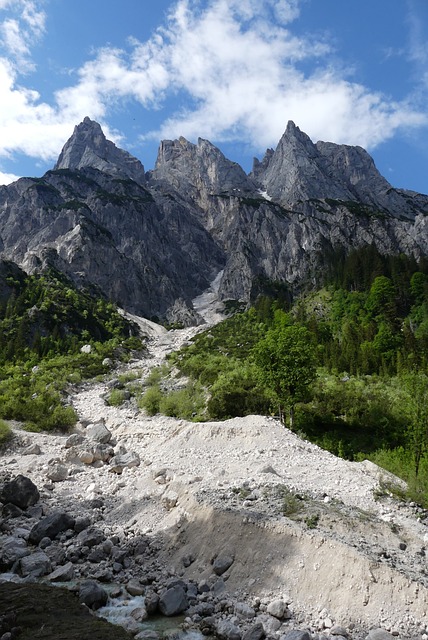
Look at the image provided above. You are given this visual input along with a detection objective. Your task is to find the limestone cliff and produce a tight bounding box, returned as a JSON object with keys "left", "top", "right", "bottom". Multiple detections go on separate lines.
{"left": 0, "top": 117, "right": 427, "bottom": 322}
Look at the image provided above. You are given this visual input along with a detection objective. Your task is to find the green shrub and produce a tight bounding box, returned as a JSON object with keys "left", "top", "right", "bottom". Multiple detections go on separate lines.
{"left": 106, "top": 389, "right": 127, "bottom": 406}
{"left": 159, "top": 383, "right": 205, "bottom": 420}
{"left": 139, "top": 385, "right": 163, "bottom": 415}
{"left": 0, "top": 419, "right": 12, "bottom": 446}
{"left": 145, "top": 365, "right": 169, "bottom": 386}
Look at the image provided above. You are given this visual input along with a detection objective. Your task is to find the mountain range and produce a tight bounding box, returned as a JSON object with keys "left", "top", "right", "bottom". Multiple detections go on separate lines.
{"left": 0, "top": 117, "right": 427, "bottom": 324}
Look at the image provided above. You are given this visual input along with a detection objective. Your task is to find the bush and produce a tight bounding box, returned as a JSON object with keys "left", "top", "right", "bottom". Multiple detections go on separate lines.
{"left": 159, "top": 383, "right": 205, "bottom": 420}
{"left": 207, "top": 364, "right": 271, "bottom": 419}
{"left": 0, "top": 419, "right": 12, "bottom": 446}
{"left": 106, "top": 389, "right": 127, "bottom": 407}
{"left": 139, "top": 385, "right": 163, "bottom": 415}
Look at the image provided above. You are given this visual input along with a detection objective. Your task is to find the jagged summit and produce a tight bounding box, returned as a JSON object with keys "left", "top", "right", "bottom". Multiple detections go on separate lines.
{"left": 150, "top": 135, "right": 257, "bottom": 205}
{"left": 251, "top": 120, "right": 419, "bottom": 216}
{"left": 54, "top": 117, "right": 146, "bottom": 185}
{"left": 0, "top": 117, "right": 427, "bottom": 323}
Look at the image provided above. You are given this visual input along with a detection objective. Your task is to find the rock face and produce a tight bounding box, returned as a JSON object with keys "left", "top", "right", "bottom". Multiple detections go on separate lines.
{"left": 0, "top": 117, "right": 428, "bottom": 321}
{"left": 55, "top": 117, "right": 147, "bottom": 186}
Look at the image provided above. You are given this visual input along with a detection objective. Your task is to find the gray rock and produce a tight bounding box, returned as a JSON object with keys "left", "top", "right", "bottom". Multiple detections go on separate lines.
{"left": 366, "top": 630, "right": 395, "bottom": 640}
{"left": 158, "top": 585, "right": 189, "bottom": 616}
{"left": 22, "top": 443, "right": 41, "bottom": 455}
{"left": 144, "top": 590, "right": 159, "bottom": 615}
{"left": 216, "top": 619, "right": 242, "bottom": 640}
{"left": 0, "top": 535, "right": 30, "bottom": 569}
{"left": 242, "top": 622, "right": 265, "bottom": 640}
{"left": 109, "top": 450, "right": 140, "bottom": 473}
{"left": 258, "top": 614, "right": 281, "bottom": 635}
{"left": 130, "top": 606, "right": 148, "bottom": 622}
{"left": 86, "top": 421, "right": 112, "bottom": 444}
{"left": 46, "top": 561, "right": 75, "bottom": 582}
{"left": 280, "top": 632, "right": 311, "bottom": 640}
{"left": 20, "top": 550, "right": 51, "bottom": 577}
{"left": 330, "top": 626, "right": 349, "bottom": 638}
{"left": 212, "top": 553, "right": 234, "bottom": 575}
{"left": 76, "top": 526, "right": 105, "bottom": 548}
{"left": 0, "top": 475, "right": 39, "bottom": 509}
{"left": 126, "top": 579, "right": 144, "bottom": 596}
{"left": 79, "top": 579, "right": 108, "bottom": 610}
{"left": 235, "top": 602, "right": 256, "bottom": 619}
{"left": 74, "top": 515, "right": 91, "bottom": 533}
{"left": 46, "top": 463, "right": 68, "bottom": 482}
{"left": 65, "top": 433, "right": 85, "bottom": 448}
{"left": 28, "top": 512, "right": 75, "bottom": 545}
{"left": 267, "top": 599, "right": 287, "bottom": 619}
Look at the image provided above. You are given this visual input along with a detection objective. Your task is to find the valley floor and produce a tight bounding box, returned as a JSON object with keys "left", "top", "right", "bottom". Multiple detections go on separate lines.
{"left": 3, "top": 319, "right": 428, "bottom": 638}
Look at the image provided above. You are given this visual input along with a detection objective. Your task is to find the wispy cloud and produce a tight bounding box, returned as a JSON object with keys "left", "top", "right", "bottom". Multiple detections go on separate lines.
{"left": 0, "top": 0, "right": 45, "bottom": 71}
{"left": 0, "top": 0, "right": 427, "bottom": 184}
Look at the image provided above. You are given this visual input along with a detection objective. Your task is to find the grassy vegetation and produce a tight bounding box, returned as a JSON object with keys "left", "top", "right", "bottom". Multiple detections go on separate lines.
{"left": 0, "top": 263, "right": 142, "bottom": 432}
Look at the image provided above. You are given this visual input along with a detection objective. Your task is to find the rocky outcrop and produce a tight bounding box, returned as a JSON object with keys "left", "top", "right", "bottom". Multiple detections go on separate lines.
{"left": 55, "top": 117, "right": 147, "bottom": 186}
{"left": 1, "top": 117, "right": 428, "bottom": 320}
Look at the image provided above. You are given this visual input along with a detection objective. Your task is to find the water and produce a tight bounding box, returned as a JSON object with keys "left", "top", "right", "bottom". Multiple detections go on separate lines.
{"left": 97, "top": 593, "right": 204, "bottom": 640}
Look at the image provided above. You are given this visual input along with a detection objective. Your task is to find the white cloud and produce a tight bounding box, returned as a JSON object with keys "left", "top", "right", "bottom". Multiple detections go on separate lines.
{"left": 0, "top": 0, "right": 45, "bottom": 71}
{"left": 0, "top": 0, "right": 427, "bottom": 176}
{"left": 0, "top": 169, "right": 20, "bottom": 185}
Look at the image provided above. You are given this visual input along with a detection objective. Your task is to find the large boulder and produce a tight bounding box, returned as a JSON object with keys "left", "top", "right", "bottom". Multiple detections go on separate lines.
{"left": 76, "top": 526, "right": 105, "bottom": 548}
{"left": 0, "top": 475, "right": 39, "bottom": 509}
{"left": 158, "top": 585, "right": 189, "bottom": 616}
{"left": 20, "top": 551, "right": 52, "bottom": 577}
{"left": 86, "top": 421, "right": 112, "bottom": 444}
{"left": 212, "top": 553, "right": 234, "bottom": 576}
{"left": 28, "top": 512, "right": 75, "bottom": 545}
{"left": 216, "top": 620, "right": 242, "bottom": 640}
{"left": 79, "top": 580, "right": 108, "bottom": 610}
{"left": 0, "top": 535, "right": 30, "bottom": 570}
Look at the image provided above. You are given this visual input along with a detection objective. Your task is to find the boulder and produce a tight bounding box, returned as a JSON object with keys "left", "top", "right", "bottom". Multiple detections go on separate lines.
{"left": 20, "top": 551, "right": 52, "bottom": 577}
{"left": 109, "top": 450, "right": 140, "bottom": 473}
{"left": 65, "top": 433, "right": 85, "bottom": 448}
{"left": 158, "top": 585, "right": 189, "bottom": 616}
{"left": 212, "top": 553, "right": 234, "bottom": 576}
{"left": 0, "top": 536, "right": 30, "bottom": 570}
{"left": 162, "top": 490, "right": 179, "bottom": 510}
{"left": 28, "top": 512, "right": 75, "bottom": 545}
{"left": 126, "top": 579, "right": 144, "bottom": 596}
{"left": 86, "top": 421, "right": 112, "bottom": 444}
{"left": 366, "top": 630, "right": 395, "bottom": 640}
{"left": 46, "top": 463, "right": 68, "bottom": 482}
{"left": 22, "top": 443, "right": 41, "bottom": 455}
{"left": 46, "top": 561, "right": 75, "bottom": 582}
{"left": 78, "top": 580, "right": 108, "bottom": 610}
{"left": 76, "top": 526, "right": 105, "bottom": 548}
{"left": 216, "top": 619, "right": 242, "bottom": 640}
{"left": 267, "top": 599, "right": 287, "bottom": 619}
{"left": 144, "top": 590, "right": 159, "bottom": 614}
{"left": 0, "top": 475, "right": 39, "bottom": 509}
{"left": 235, "top": 602, "right": 256, "bottom": 619}
{"left": 242, "top": 623, "right": 265, "bottom": 640}
{"left": 280, "top": 632, "right": 311, "bottom": 640}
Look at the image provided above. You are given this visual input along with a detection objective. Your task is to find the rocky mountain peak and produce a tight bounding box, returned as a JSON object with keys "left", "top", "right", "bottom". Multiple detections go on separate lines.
{"left": 54, "top": 117, "right": 146, "bottom": 185}
{"left": 150, "top": 135, "right": 257, "bottom": 203}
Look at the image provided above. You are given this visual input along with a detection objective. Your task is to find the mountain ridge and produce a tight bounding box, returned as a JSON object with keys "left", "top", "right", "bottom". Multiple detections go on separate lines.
{"left": 0, "top": 117, "right": 427, "bottom": 323}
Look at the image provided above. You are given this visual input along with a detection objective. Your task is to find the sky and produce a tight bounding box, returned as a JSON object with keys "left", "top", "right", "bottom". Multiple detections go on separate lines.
{"left": 0, "top": 0, "right": 427, "bottom": 194}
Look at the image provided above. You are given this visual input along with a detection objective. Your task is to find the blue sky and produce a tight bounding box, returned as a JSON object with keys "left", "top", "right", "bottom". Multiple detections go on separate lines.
{"left": 0, "top": 0, "right": 427, "bottom": 194}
